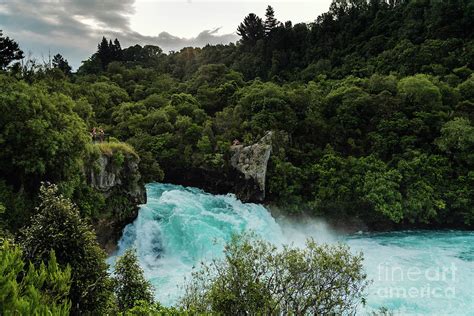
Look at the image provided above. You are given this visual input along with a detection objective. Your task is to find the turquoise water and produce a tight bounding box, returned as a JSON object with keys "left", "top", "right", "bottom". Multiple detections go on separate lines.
{"left": 113, "top": 183, "right": 474, "bottom": 314}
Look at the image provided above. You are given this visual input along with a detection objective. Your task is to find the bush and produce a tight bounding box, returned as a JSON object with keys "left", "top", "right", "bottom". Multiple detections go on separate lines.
{"left": 113, "top": 248, "right": 155, "bottom": 312}
{"left": 0, "top": 239, "right": 71, "bottom": 315}
{"left": 180, "top": 233, "right": 369, "bottom": 315}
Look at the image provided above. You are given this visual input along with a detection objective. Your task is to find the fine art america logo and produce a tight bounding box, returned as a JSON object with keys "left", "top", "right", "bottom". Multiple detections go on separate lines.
{"left": 376, "top": 262, "right": 457, "bottom": 298}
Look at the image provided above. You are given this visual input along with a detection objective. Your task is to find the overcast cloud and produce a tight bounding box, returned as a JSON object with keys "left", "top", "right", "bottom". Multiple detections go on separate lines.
{"left": 0, "top": 0, "right": 239, "bottom": 69}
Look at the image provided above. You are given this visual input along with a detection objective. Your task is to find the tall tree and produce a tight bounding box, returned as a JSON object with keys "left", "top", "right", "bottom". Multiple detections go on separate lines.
{"left": 237, "top": 13, "right": 265, "bottom": 44}
{"left": 52, "top": 53, "right": 72, "bottom": 75}
{"left": 0, "top": 30, "right": 24, "bottom": 69}
{"left": 97, "top": 36, "right": 111, "bottom": 69}
{"left": 21, "top": 184, "right": 113, "bottom": 315}
{"left": 113, "top": 248, "right": 155, "bottom": 312}
{"left": 111, "top": 38, "right": 122, "bottom": 61}
{"left": 264, "top": 5, "right": 278, "bottom": 34}
{"left": 96, "top": 37, "right": 122, "bottom": 69}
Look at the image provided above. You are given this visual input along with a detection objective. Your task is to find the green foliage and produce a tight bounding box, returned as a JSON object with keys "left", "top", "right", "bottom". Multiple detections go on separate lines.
{"left": 308, "top": 151, "right": 403, "bottom": 222}
{"left": 397, "top": 152, "right": 450, "bottom": 223}
{"left": 0, "top": 240, "right": 71, "bottom": 315}
{"left": 237, "top": 13, "right": 265, "bottom": 45}
{"left": 52, "top": 53, "right": 72, "bottom": 75}
{"left": 436, "top": 117, "right": 474, "bottom": 162}
{"left": 123, "top": 300, "right": 182, "bottom": 315}
{"left": 0, "top": 30, "right": 24, "bottom": 69}
{"left": 96, "top": 141, "right": 139, "bottom": 159}
{"left": 0, "top": 180, "right": 30, "bottom": 231}
{"left": 398, "top": 74, "right": 442, "bottom": 110}
{"left": 180, "top": 233, "right": 369, "bottom": 314}
{"left": 0, "top": 75, "right": 89, "bottom": 190}
{"left": 20, "top": 183, "right": 113, "bottom": 314}
{"left": 114, "top": 249, "right": 154, "bottom": 312}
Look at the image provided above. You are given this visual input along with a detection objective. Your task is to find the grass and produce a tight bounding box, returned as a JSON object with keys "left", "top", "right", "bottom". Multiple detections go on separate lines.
{"left": 95, "top": 141, "right": 138, "bottom": 159}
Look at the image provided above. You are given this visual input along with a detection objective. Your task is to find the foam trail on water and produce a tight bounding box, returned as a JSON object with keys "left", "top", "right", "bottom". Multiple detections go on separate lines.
{"left": 111, "top": 183, "right": 474, "bottom": 314}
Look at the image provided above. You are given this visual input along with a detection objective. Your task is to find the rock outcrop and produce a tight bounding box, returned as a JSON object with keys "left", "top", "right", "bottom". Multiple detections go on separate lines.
{"left": 87, "top": 146, "right": 146, "bottom": 253}
{"left": 164, "top": 132, "right": 274, "bottom": 203}
{"left": 230, "top": 131, "right": 273, "bottom": 202}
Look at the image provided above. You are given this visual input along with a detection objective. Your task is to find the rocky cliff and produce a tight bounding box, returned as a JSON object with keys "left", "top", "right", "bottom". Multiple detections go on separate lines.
{"left": 230, "top": 132, "right": 273, "bottom": 202}
{"left": 86, "top": 143, "right": 146, "bottom": 253}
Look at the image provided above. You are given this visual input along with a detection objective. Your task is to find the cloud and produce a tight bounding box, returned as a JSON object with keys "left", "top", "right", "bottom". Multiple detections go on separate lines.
{"left": 0, "top": 0, "right": 238, "bottom": 69}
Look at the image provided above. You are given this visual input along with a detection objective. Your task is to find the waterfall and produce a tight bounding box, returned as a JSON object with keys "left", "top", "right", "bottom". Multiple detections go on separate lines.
{"left": 111, "top": 183, "right": 474, "bottom": 314}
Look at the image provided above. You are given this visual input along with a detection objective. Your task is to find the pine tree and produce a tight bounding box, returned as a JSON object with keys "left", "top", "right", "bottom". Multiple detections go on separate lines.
{"left": 264, "top": 5, "right": 278, "bottom": 35}
{"left": 111, "top": 38, "right": 122, "bottom": 61}
{"left": 96, "top": 37, "right": 122, "bottom": 68}
{"left": 97, "top": 36, "right": 111, "bottom": 69}
{"left": 0, "top": 30, "right": 24, "bottom": 69}
{"left": 52, "top": 53, "right": 72, "bottom": 75}
{"left": 237, "top": 13, "right": 265, "bottom": 45}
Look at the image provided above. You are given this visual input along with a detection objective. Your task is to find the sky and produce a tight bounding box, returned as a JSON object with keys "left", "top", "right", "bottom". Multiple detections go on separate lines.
{"left": 0, "top": 0, "right": 332, "bottom": 69}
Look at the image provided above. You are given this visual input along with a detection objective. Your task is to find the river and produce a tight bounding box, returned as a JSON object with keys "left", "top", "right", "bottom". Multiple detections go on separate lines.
{"left": 111, "top": 183, "right": 474, "bottom": 315}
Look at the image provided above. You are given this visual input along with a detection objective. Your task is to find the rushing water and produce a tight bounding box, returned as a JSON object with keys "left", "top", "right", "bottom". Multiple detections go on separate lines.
{"left": 112, "top": 183, "right": 474, "bottom": 315}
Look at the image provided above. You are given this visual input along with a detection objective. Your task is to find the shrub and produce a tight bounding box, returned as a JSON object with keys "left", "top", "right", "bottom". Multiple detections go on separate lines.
{"left": 180, "top": 233, "right": 369, "bottom": 315}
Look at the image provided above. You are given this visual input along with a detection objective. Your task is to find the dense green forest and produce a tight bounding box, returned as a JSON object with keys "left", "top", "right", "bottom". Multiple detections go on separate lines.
{"left": 1, "top": 0, "right": 474, "bottom": 313}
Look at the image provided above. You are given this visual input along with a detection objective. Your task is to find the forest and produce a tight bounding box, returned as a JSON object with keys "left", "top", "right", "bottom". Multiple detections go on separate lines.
{"left": 1, "top": 0, "right": 473, "bottom": 314}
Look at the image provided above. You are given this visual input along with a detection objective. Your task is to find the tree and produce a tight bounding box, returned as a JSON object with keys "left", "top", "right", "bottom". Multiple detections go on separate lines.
{"left": 52, "top": 53, "right": 72, "bottom": 75}
{"left": 0, "top": 240, "right": 71, "bottom": 315}
{"left": 0, "top": 30, "right": 24, "bottom": 69}
{"left": 96, "top": 37, "right": 122, "bottom": 69}
{"left": 264, "top": 5, "right": 279, "bottom": 35}
{"left": 237, "top": 13, "right": 265, "bottom": 44}
{"left": 113, "top": 248, "right": 155, "bottom": 312}
{"left": 436, "top": 117, "right": 474, "bottom": 159}
{"left": 180, "top": 233, "right": 369, "bottom": 314}
{"left": 0, "top": 75, "right": 89, "bottom": 194}
{"left": 397, "top": 74, "right": 442, "bottom": 112}
{"left": 112, "top": 38, "right": 123, "bottom": 61}
{"left": 21, "top": 184, "right": 113, "bottom": 314}
{"left": 97, "top": 36, "right": 111, "bottom": 69}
